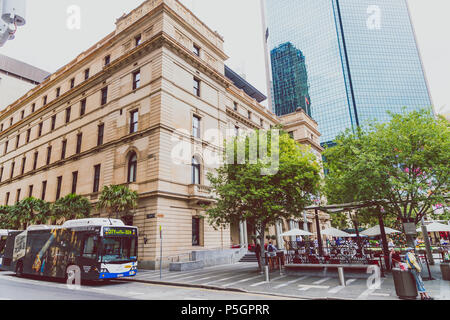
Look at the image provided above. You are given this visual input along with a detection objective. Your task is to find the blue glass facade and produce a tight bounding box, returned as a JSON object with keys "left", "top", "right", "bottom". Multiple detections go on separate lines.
{"left": 271, "top": 42, "right": 312, "bottom": 117}
{"left": 265, "top": 0, "right": 433, "bottom": 144}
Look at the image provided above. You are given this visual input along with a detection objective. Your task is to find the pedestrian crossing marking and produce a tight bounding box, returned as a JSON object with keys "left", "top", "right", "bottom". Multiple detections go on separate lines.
{"left": 328, "top": 279, "right": 357, "bottom": 294}
{"left": 222, "top": 275, "right": 263, "bottom": 288}
{"left": 313, "top": 277, "right": 331, "bottom": 285}
{"left": 273, "top": 276, "right": 309, "bottom": 289}
{"left": 298, "top": 285, "right": 330, "bottom": 291}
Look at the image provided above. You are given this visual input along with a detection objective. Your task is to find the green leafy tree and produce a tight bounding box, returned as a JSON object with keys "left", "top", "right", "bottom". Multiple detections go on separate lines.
{"left": 97, "top": 185, "right": 138, "bottom": 219}
{"left": 52, "top": 194, "right": 92, "bottom": 224}
{"left": 324, "top": 109, "right": 449, "bottom": 246}
{"left": 0, "top": 206, "right": 14, "bottom": 229}
{"left": 206, "top": 130, "right": 321, "bottom": 265}
{"left": 10, "top": 198, "right": 51, "bottom": 229}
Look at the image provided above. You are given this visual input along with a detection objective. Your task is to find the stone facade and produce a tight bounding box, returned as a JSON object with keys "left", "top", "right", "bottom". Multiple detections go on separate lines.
{"left": 0, "top": 0, "right": 329, "bottom": 269}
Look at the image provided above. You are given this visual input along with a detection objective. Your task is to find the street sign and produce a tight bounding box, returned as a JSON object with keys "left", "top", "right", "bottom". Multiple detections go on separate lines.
{"left": 403, "top": 223, "right": 417, "bottom": 235}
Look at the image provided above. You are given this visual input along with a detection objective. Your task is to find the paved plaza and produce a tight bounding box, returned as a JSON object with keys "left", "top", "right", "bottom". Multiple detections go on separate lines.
{"left": 124, "top": 262, "right": 450, "bottom": 300}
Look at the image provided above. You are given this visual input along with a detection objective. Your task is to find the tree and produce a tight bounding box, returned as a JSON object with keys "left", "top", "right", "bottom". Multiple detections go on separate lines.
{"left": 324, "top": 109, "right": 449, "bottom": 246}
{"left": 10, "top": 198, "right": 51, "bottom": 229}
{"left": 52, "top": 194, "right": 91, "bottom": 224}
{"left": 0, "top": 206, "right": 14, "bottom": 230}
{"left": 97, "top": 185, "right": 138, "bottom": 219}
{"left": 206, "top": 129, "right": 321, "bottom": 267}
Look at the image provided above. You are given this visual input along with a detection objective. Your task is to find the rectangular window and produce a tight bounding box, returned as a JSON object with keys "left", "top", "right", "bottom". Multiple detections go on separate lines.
{"left": 248, "top": 111, "right": 252, "bottom": 120}
{"left": 33, "top": 152, "right": 38, "bottom": 170}
{"left": 21, "top": 110, "right": 24, "bottom": 120}
{"left": 80, "top": 99, "right": 86, "bottom": 116}
{"left": 43, "top": 96, "right": 47, "bottom": 106}
{"left": 104, "top": 55, "right": 111, "bottom": 66}
{"left": 193, "top": 78, "right": 200, "bottom": 97}
{"left": 193, "top": 115, "right": 201, "bottom": 138}
{"left": 16, "top": 189, "right": 21, "bottom": 204}
{"left": 41, "top": 181, "right": 47, "bottom": 200}
{"left": 46, "top": 146, "right": 52, "bottom": 165}
{"left": 0, "top": 167, "right": 3, "bottom": 182}
{"left": 72, "top": 171, "right": 78, "bottom": 194}
{"left": 97, "top": 124, "right": 104, "bottom": 146}
{"left": 132, "top": 70, "right": 141, "bottom": 90}
{"left": 93, "top": 164, "right": 101, "bottom": 193}
{"left": 84, "top": 68, "right": 90, "bottom": 80}
{"left": 15, "top": 135, "right": 20, "bottom": 149}
{"left": 61, "top": 140, "right": 67, "bottom": 160}
{"left": 21, "top": 157, "right": 26, "bottom": 175}
{"left": 26, "top": 128, "right": 31, "bottom": 143}
{"left": 65, "top": 107, "right": 71, "bottom": 123}
{"left": 0, "top": 123, "right": 3, "bottom": 131}
{"left": 70, "top": 78, "right": 75, "bottom": 89}
{"left": 192, "top": 217, "right": 201, "bottom": 246}
{"left": 5, "top": 192, "right": 10, "bottom": 206}
{"left": 51, "top": 115, "right": 56, "bottom": 131}
{"left": 233, "top": 102, "right": 238, "bottom": 111}
{"left": 28, "top": 185, "right": 33, "bottom": 198}
{"left": 56, "top": 176, "right": 62, "bottom": 201}
{"left": 193, "top": 44, "right": 200, "bottom": 57}
{"left": 4, "top": 141, "right": 8, "bottom": 154}
{"left": 31, "top": 103, "right": 35, "bottom": 113}
{"left": 135, "top": 34, "right": 142, "bottom": 47}
{"left": 130, "top": 110, "right": 138, "bottom": 134}
{"left": 101, "top": 87, "right": 108, "bottom": 106}
{"left": 38, "top": 122, "right": 43, "bottom": 137}
{"left": 56, "top": 87, "right": 61, "bottom": 98}
{"left": 10, "top": 162, "right": 15, "bottom": 179}
{"left": 76, "top": 133, "right": 83, "bottom": 154}
{"left": 10, "top": 117, "right": 13, "bottom": 126}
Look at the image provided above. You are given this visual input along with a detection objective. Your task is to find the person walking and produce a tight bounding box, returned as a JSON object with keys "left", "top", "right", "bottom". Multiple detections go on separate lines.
{"left": 405, "top": 247, "right": 433, "bottom": 300}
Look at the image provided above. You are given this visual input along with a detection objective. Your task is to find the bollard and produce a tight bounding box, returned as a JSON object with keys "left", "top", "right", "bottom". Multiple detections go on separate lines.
{"left": 279, "top": 257, "right": 283, "bottom": 275}
{"left": 338, "top": 267, "right": 346, "bottom": 287}
{"left": 265, "top": 265, "right": 270, "bottom": 282}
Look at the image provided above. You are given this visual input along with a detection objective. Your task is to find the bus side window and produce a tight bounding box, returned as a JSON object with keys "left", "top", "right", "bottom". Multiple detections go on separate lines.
{"left": 82, "top": 236, "right": 98, "bottom": 259}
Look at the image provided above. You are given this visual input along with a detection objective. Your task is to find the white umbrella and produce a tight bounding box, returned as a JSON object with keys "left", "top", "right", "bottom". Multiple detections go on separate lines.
{"left": 347, "top": 233, "right": 368, "bottom": 237}
{"left": 280, "top": 228, "right": 314, "bottom": 237}
{"left": 416, "top": 222, "right": 450, "bottom": 233}
{"left": 320, "top": 227, "right": 351, "bottom": 237}
{"left": 361, "top": 225, "right": 401, "bottom": 237}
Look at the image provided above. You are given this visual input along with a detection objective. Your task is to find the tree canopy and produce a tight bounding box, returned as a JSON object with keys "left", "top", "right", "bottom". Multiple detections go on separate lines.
{"left": 206, "top": 129, "right": 321, "bottom": 260}
{"left": 324, "top": 109, "right": 449, "bottom": 239}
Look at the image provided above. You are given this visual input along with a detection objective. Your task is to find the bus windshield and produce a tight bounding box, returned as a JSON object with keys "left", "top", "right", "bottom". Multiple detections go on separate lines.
{"left": 101, "top": 237, "right": 137, "bottom": 263}
{"left": 0, "top": 236, "right": 7, "bottom": 255}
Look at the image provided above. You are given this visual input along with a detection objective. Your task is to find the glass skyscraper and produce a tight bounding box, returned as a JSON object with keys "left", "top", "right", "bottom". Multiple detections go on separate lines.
{"left": 264, "top": 0, "right": 433, "bottom": 144}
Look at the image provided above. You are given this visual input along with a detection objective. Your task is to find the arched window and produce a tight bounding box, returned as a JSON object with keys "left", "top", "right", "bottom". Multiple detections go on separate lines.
{"left": 127, "top": 152, "right": 137, "bottom": 183}
{"left": 192, "top": 157, "right": 201, "bottom": 185}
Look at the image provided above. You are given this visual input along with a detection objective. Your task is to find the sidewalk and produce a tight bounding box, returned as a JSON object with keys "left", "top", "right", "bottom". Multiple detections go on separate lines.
{"left": 121, "top": 262, "right": 450, "bottom": 300}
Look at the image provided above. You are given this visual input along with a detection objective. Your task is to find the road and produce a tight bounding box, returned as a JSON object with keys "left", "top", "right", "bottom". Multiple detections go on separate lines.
{"left": 0, "top": 271, "right": 297, "bottom": 300}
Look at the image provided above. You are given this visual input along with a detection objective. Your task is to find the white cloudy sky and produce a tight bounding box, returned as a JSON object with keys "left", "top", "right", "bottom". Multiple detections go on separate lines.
{"left": 0, "top": 0, "right": 449, "bottom": 115}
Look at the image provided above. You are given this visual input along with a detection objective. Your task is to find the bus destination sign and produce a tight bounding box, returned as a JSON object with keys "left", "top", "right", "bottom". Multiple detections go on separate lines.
{"left": 103, "top": 227, "right": 137, "bottom": 237}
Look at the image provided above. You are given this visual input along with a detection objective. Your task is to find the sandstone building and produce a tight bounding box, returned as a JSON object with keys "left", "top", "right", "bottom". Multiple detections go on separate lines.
{"left": 0, "top": 0, "right": 329, "bottom": 268}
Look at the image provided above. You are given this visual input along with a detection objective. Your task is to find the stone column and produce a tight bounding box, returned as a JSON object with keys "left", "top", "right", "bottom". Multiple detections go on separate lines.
{"left": 276, "top": 221, "right": 284, "bottom": 249}
{"left": 243, "top": 220, "right": 248, "bottom": 247}
{"left": 239, "top": 221, "right": 245, "bottom": 248}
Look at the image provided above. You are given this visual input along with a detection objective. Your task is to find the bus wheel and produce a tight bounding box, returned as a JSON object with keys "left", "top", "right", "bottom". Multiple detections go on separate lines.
{"left": 15, "top": 262, "right": 24, "bottom": 277}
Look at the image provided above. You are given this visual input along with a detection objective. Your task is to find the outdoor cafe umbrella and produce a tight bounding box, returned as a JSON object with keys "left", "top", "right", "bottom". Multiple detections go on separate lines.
{"left": 361, "top": 225, "right": 401, "bottom": 237}
{"left": 320, "top": 227, "right": 351, "bottom": 237}
{"left": 280, "top": 229, "right": 314, "bottom": 237}
{"left": 416, "top": 222, "right": 450, "bottom": 233}
{"left": 347, "top": 233, "right": 368, "bottom": 237}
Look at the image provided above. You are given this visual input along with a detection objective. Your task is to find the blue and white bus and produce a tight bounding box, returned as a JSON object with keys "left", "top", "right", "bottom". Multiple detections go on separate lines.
{"left": 3, "top": 219, "right": 138, "bottom": 281}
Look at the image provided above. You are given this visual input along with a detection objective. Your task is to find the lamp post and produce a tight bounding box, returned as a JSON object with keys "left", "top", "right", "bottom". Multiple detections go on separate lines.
{"left": 378, "top": 207, "right": 391, "bottom": 271}
{"left": 350, "top": 211, "right": 362, "bottom": 256}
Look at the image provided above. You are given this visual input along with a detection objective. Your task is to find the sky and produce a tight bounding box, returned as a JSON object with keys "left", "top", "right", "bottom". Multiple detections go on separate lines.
{"left": 0, "top": 0, "right": 449, "bottom": 115}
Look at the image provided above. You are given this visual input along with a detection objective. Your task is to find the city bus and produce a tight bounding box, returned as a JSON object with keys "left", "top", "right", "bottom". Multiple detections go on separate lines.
{"left": 0, "top": 229, "right": 14, "bottom": 269}
{"left": 2, "top": 218, "right": 138, "bottom": 281}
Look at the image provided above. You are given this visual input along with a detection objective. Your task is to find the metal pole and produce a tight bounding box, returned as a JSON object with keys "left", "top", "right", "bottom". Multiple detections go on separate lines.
{"left": 421, "top": 217, "right": 435, "bottom": 265}
{"left": 160, "top": 225, "right": 162, "bottom": 280}
{"left": 378, "top": 211, "right": 390, "bottom": 271}
{"left": 264, "top": 265, "right": 269, "bottom": 282}
{"left": 315, "top": 209, "right": 323, "bottom": 257}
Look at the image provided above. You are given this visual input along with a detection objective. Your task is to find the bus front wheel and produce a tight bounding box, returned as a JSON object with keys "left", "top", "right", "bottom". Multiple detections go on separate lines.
{"left": 15, "top": 262, "right": 24, "bottom": 277}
